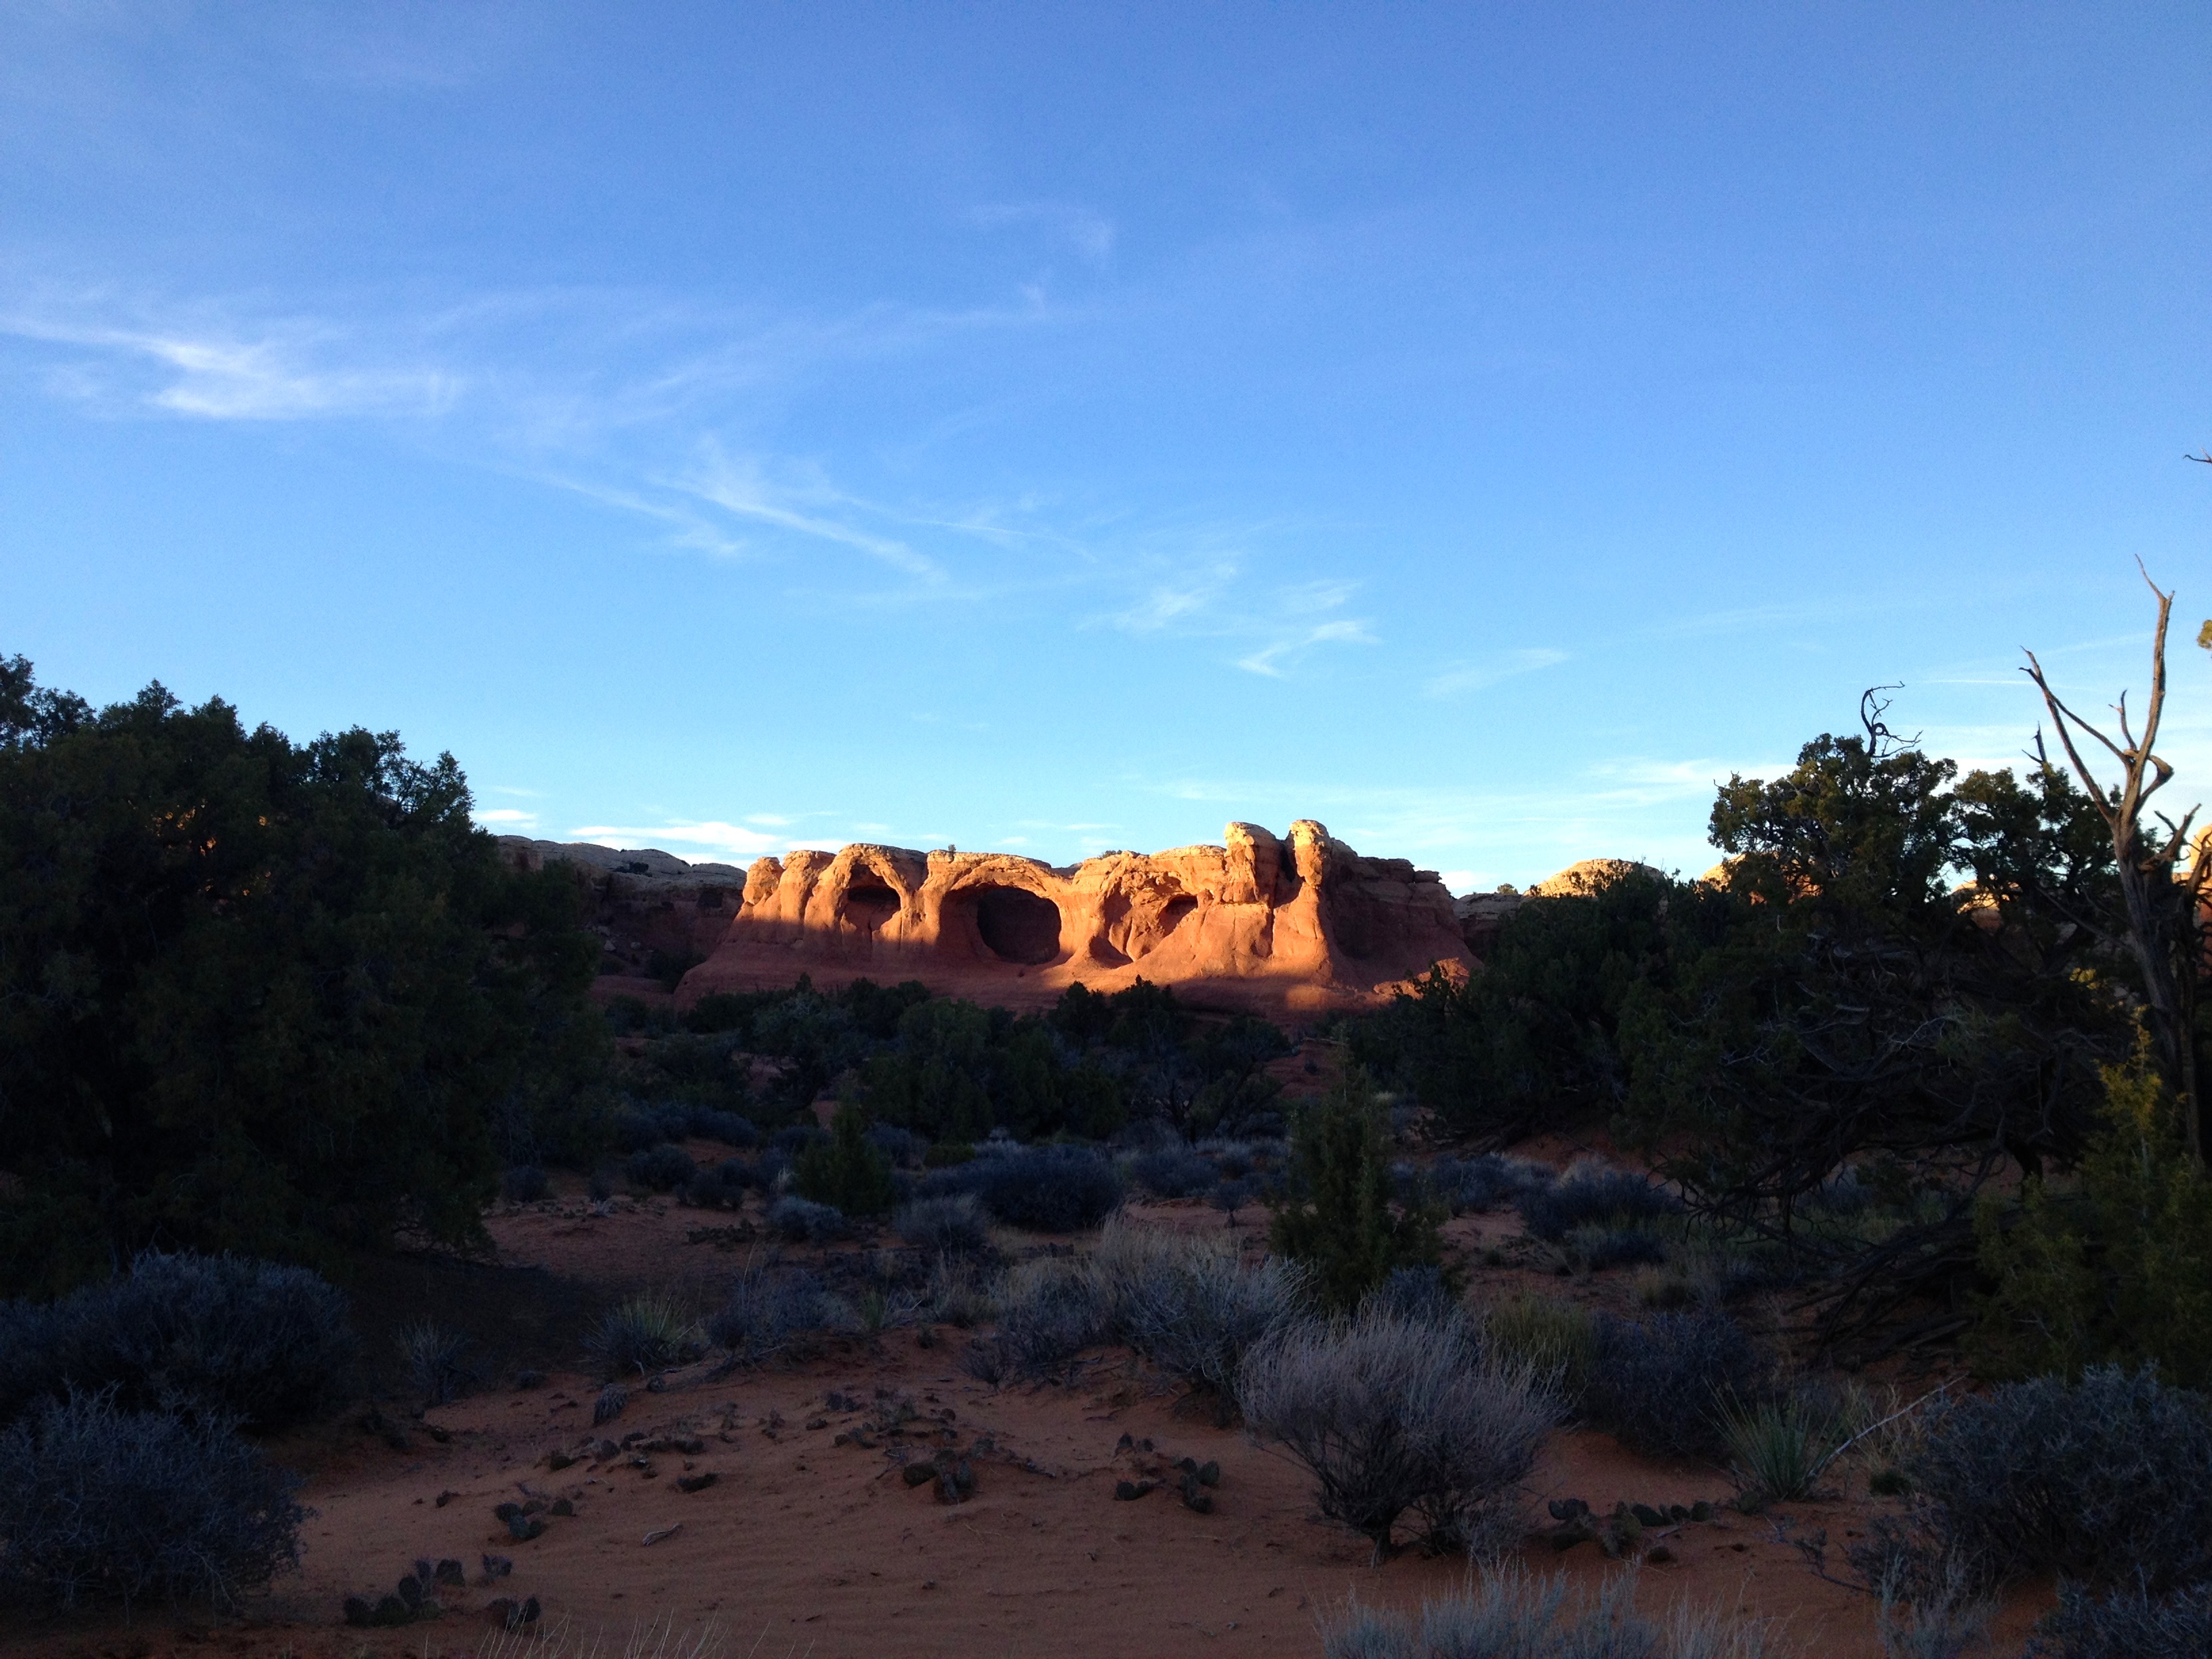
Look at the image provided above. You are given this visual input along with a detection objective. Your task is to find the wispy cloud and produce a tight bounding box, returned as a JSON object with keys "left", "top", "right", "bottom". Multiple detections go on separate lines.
{"left": 1423, "top": 648, "right": 1570, "bottom": 699}
{"left": 680, "top": 450, "right": 943, "bottom": 580}
{"left": 1236, "top": 618, "right": 1377, "bottom": 677}
{"left": 7, "top": 311, "right": 457, "bottom": 420}
{"left": 474, "top": 806, "right": 539, "bottom": 829}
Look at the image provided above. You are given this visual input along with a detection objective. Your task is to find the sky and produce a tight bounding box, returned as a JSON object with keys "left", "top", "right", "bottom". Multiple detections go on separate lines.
{"left": 4, "top": 3, "right": 2209, "bottom": 891}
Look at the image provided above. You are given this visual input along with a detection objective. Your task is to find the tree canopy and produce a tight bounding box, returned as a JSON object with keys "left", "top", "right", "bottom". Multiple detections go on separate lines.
{"left": 0, "top": 657, "right": 606, "bottom": 1294}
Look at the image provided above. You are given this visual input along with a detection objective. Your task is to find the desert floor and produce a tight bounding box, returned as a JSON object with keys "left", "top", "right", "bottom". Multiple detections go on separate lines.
{"left": 1, "top": 1147, "right": 2058, "bottom": 1659}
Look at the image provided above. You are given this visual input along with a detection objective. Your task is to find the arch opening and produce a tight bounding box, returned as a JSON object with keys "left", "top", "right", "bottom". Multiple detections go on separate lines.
{"left": 970, "top": 885, "right": 1063, "bottom": 964}
{"left": 842, "top": 881, "right": 900, "bottom": 930}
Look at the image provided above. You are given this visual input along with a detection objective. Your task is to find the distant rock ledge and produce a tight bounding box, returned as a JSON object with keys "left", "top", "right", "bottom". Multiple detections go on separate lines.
{"left": 499, "top": 829, "right": 1654, "bottom": 1015}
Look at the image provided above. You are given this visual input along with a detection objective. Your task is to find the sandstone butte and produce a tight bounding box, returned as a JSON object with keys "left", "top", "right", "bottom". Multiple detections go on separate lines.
{"left": 501, "top": 827, "right": 1660, "bottom": 1016}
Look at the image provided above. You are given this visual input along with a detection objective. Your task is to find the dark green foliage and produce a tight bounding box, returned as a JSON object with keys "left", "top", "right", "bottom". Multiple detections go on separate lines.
{"left": 0, "top": 1252, "right": 354, "bottom": 1431}
{"left": 501, "top": 1164, "right": 550, "bottom": 1203}
{"left": 2024, "top": 1579, "right": 2212, "bottom": 1659}
{"left": 793, "top": 1105, "right": 900, "bottom": 1218}
{"left": 623, "top": 1143, "right": 697, "bottom": 1193}
{"left": 1583, "top": 1309, "right": 1766, "bottom": 1460}
{"left": 0, "top": 658, "right": 608, "bottom": 1292}
{"left": 1851, "top": 1367, "right": 2212, "bottom": 1598}
{"left": 1269, "top": 1071, "right": 1443, "bottom": 1313}
{"left": 1973, "top": 1036, "right": 2212, "bottom": 1387}
{"left": 706, "top": 1264, "right": 835, "bottom": 1364}
{"left": 0, "top": 1391, "right": 307, "bottom": 1611}
{"left": 1351, "top": 869, "right": 1683, "bottom": 1143}
{"left": 1618, "top": 737, "right": 2128, "bottom": 1233}
{"left": 683, "top": 1158, "right": 755, "bottom": 1210}
{"left": 922, "top": 1147, "right": 1124, "bottom": 1231}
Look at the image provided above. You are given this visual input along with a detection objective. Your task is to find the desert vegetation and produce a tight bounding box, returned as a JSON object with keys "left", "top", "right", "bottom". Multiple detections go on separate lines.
{"left": 0, "top": 588, "right": 2207, "bottom": 1655}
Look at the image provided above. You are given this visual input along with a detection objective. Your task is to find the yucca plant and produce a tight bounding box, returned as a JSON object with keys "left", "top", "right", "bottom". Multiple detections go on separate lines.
{"left": 589, "top": 1292, "right": 703, "bottom": 1380}
{"left": 1719, "top": 1393, "right": 1842, "bottom": 1504}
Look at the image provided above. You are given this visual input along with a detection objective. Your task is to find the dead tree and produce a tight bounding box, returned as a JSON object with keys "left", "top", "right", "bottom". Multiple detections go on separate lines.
{"left": 2023, "top": 569, "right": 2210, "bottom": 1163}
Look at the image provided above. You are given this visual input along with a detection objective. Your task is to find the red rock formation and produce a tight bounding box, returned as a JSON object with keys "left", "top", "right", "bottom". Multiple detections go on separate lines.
{"left": 677, "top": 820, "right": 1473, "bottom": 1014}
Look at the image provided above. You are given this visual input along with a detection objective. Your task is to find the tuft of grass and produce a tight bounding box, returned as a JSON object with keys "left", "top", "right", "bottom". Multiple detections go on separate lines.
{"left": 1319, "top": 1563, "right": 1788, "bottom": 1659}
{"left": 1481, "top": 1294, "right": 1599, "bottom": 1410}
{"left": 588, "top": 1292, "right": 702, "bottom": 1380}
{"left": 1720, "top": 1393, "right": 1844, "bottom": 1504}
{"left": 398, "top": 1321, "right": 474, "bottom": 1407}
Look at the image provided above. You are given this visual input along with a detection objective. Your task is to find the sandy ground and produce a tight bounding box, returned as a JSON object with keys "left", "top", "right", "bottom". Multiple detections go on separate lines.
{"left": 1, "top": 1182, "right": 2057, "bottom": 1659}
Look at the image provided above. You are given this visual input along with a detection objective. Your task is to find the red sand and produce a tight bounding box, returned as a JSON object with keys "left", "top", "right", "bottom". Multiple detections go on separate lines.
{"left": 1, "top": 1189, "right": 2056, "bottom": 1659}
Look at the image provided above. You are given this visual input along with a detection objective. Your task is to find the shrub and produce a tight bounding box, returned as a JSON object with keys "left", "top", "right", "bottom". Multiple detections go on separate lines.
{"left": 1130, "top": 1147, "right": 1217, "bottom": 1200}
{"left": 397, "top": 1322, "right": 474, "bottom": 1407}
{"left": 962, "top": 1258, "right": 1107, "bottom": 1385}
{"left": 1584, "top": 1309, "right": 1766, "bottom": 1460}
{"left": 1238, "top": 1311, "right": 1555, "bottom": 1561}
{"left": 588, "top": 1292, "right": 702, "bottom": 1380}
{"left": 2024, "top": 1578, "right": 2212, "bottom": 1659}
{"left": 773, "top": 1124, "right": 828, "bottom": 1154}
{"left": 1089, "top": 1220, "right": 1307, "bottom": 1412}
{"left": 1973, "top": 1038, "right": 2212, "bottom": 1388}
{"left": 893, "top": 1195, "right": 992, "bottom": 1257}
{"left": 1319, "top": 1566, "right": 1784, "bottom": 1659}
{"left": 684, "top": 1158, "right": 753, "bottom": 1210}
{"left": 1562, "top": 1225, "right": 1668, "bottom": 1272}
{"left": 1481, "top": 1294, "right": 1601, "bottom": 1409}
{"left": 706, "top": 1265, "right": 840, "bottom": 1365}
{"left": 501, "top": 1164, "right": 550, "bottom": 1203}
{"left": 924, "top": 1147, "right": 1123, "bottom": 1232}
{"left": 1517, "top": 1164, "right": 1680, "bottom": 1242}
{"left": 1421, "top": 1154, "right": 1555, "bottom": 1217}
{"left": 1359, "top": 1265, "right": 1460, "bottom": 1328}
{"left": 0, "top": 1252, "right": 354, "bottom": 1431}
{"left": 1720, "top": 1393, "right": 1844, "bottom": 1504}
{"left": 0, "top": 1392, "right": 306, "bottom": 1611}
{"left": 625, "top": 1143, "right": 697, "bottom": 1193}
{"left": 767, "top": 1195, "right": 850, "bottom": 1244}
{"left": 868, "top": 1124, "right": 926, "bottom": 1167}
{"left": 1271, "top": 1072, "right": 1444, "bottom": 1312}
{"left": 1851, "top": 1366, "right": 2212, "bottom": 1597}
{"left": 792, "top": 1106, "right": 899, "bottom": 1218}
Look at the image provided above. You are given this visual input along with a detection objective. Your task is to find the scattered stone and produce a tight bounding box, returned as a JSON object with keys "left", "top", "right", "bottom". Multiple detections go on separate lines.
{"left": 1113, "top": 1479, "right": 1154, "bottom": 1501}
{"left": 1197, "top": 1460, "right": 1221, "bottom": 1488}
{"left": 902, "top": 1464, "right": 937, "bottom": 1489}
{"left": 422, "top": 1422, "right": 452, "bottom": 1443}
{"left": 487, "top": 1595, "right": 541, "bottom": 1631}
{"left": 548, "top": 1450, "right": 577, "bottom": 1471}
{"left": 550, "top": 1497, "right": 575, "bottom": 1516}
{"left": 435, "top": 1490, "right": 457, "bottom": 1508}
{"left": 1631, "top": 1502, "right": 1666, "bottom": 1528}
{"left": 1548, "top": 1497, "right": 1590, "bottom": 1522}
{"left": 1646, "top": 1544, "right": 1675, "bottom": 1564}
{"left": 806, "top": 1417, "right": 828, "bottom": 1431}
{"left": 480, "top": 1554, "right": 514, "bottom": 1582}
{"left": 1689, "top": 1500, "right": 1715, "bottom": 1523}
{"left": 494, "top": 1501, "right": 524, "bottom": 1523}
{"left": 676, "top": 1471, "right": 717, "bottom": 1494}
{"left": 1115, "top": 1433, "right": 1133, "bottom": 1452}
{"left": 342, "top": 1595, "right": 373, "bottom": 1626}
{"left": 642, "top": 1523, "right": 682, "bottom": 1546}
{"left": 516, "top": 1369, "right": 547, "bottom": 1390}
{"left": 434, "top": 1559, "right": 466, "bottom": 1589}
{"left": 1180, "top": 1472, "right": 1214, "bottom": 1514}
{"left": 508, "top": 1513, "right": 548, "bottom": 1542}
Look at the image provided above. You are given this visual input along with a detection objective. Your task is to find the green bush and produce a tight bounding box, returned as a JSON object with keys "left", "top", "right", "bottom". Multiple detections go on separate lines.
{"left": 0, "top": 657, "right": 608, "bottom": 1292}
{"left": 1269, "top": 1071, "right": 1443, "bottom": 1312}
{"left": 1973, "top": 1036, "right": 2212, "bottom": 1387}
{"left": 792, "top": 1105, "right": 899, "bottom": 1218}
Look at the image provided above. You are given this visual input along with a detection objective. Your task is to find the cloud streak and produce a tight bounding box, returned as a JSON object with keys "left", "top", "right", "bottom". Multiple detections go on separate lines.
{"left": 1423, "top": 648, "right": 1570, "bottom": 699}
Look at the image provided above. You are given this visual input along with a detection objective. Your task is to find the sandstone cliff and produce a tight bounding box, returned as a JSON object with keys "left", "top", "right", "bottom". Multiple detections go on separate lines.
{"left": 676, "top": 820, "right": 1473, "bottom": 1014}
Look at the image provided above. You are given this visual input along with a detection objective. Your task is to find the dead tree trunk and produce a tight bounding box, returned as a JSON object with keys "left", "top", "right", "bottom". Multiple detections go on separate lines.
{"left": 2023, "top": 570, "right": 2209, "bottom": 1164}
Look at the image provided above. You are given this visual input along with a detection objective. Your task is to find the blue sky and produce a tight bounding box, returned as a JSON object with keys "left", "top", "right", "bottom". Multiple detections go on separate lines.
{"left": 5, "top": 3, "right": 2209, "bottom": 890}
